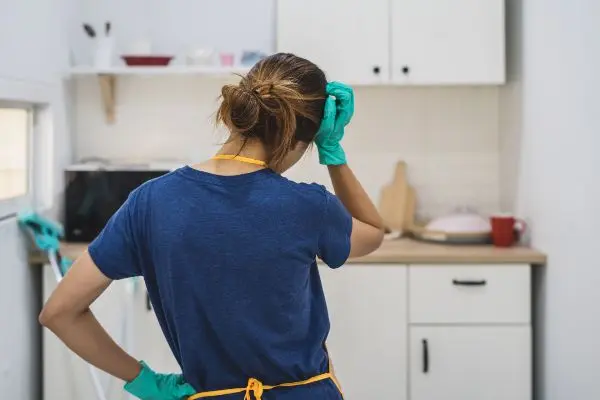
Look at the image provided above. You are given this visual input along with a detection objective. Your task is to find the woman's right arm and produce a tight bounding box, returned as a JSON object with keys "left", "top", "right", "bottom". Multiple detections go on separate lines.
{"left": 315, "top": 81, "right": 383, "bottom": 258}
{"left": 328, "top": 164, "right": 385, "bottom": 258}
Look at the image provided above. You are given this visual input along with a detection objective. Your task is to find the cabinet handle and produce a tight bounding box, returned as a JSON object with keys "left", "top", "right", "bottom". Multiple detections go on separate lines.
{"left": 146, "top": 292, "right": 153, "bottom": 311}
{"left": 401, "top": 66, "right": 410, "bottom": 75}
{"left": 372, "top": 66, "right": 381, "bottom": 75}
{"left": 452, "top": 279, "right": 487, "bottom": 286}
{"left": 422, "top": 339, "right": 429, "bottom": 373}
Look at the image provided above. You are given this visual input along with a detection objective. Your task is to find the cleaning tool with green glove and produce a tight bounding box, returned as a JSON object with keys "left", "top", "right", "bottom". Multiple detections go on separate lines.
{"left": 18, "top": 212, "right": 114, "bottom": 400}
{"left": 315, "top": 81, "right": 355, "bottom": 165}
{"left": 18, "top": 211, "right": 73, "bottom": 277}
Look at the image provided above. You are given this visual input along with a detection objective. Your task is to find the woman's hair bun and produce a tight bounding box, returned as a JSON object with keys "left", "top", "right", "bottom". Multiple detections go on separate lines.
{"left": 216, "top": 53, "right": 327, "bottom": 167}
{"left": 217, "top": 84, "right": 261, "bottom": 134}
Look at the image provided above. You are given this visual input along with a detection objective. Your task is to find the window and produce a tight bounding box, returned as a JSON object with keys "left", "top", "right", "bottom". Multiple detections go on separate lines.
{"left": 0, "top": 105, "right": 32, "bottom": 216}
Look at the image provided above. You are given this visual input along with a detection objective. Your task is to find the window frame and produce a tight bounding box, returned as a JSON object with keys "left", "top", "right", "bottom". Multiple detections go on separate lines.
{"left": 0, "top": 101, "right": 35, "bottom": 218}
{"left": 0, "top": 77, "right": 56, "bottom": 219}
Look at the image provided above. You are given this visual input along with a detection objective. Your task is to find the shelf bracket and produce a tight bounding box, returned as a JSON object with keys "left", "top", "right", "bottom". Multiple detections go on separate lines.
{"left": 98, "top": 74, "right": 117, "bottom": 124}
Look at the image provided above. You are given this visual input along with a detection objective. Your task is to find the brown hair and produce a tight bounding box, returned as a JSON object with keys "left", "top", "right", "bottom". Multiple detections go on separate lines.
{"left": 216, "top": 53, "right": 327, "bottom": 167}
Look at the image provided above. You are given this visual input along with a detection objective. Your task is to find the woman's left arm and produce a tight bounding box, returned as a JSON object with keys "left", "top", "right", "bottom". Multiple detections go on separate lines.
{"left": 39, "top": 251, "right": 141, "bottom": 382}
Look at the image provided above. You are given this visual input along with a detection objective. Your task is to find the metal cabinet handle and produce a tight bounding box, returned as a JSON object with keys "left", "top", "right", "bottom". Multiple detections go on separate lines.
{"left": 452, "top": 279, "right": 487, "bottom": 286}
{"left": 422, "top": 339, "right": 429, "bottom": 373}
{"left": 146, "top": 292, "right": 152, "bottom": 311}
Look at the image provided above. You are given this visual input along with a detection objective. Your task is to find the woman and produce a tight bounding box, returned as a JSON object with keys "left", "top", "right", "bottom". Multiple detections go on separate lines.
{"left": 40, "top": 53, "right": 384, "bottom": 400}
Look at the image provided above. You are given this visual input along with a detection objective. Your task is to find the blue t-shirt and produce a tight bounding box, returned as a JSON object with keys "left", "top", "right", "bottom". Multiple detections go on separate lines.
{"left": 88, "top": 166, "right": 352, "bottom": 399}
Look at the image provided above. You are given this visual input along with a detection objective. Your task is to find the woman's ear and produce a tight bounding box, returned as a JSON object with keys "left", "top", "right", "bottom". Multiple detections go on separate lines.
{"left": 293, "top": 140, "right": 310, "bottom": 153}
{"left": 271, "top": 141, "right": 310, "bottom": 174}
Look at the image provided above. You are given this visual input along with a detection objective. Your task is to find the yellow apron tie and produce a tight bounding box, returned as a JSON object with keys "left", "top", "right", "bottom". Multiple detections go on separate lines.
{"left": 211, "top": 154, "right": 268, "bottom": 167}
{"left": 244, "top": 378, "right": 264, "bottom": 400}
{"left": 188, "top": 371, "right": 342, "bottom": 400}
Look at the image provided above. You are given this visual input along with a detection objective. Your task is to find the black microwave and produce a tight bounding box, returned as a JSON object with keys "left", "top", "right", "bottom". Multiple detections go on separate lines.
{"left": 64, "top": 163, "right": 178, "bottom": 242}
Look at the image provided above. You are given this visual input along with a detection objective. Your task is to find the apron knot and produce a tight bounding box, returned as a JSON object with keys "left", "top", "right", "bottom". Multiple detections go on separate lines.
{"left": 244, "top": 378, "right": 264, "bottom": 400}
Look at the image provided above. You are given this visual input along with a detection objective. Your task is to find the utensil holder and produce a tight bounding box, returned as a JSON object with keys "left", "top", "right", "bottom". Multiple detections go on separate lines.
{"left": 93, "top": 37, "right": 115, "bottom": 69}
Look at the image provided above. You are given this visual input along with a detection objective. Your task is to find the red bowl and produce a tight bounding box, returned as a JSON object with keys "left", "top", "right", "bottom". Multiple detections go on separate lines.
{"left": 121, "top": 55, "right": 173, "bottom": 66}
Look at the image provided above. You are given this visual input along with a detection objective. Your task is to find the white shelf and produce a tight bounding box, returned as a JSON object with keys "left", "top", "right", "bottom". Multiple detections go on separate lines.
{"left": 69, "top": 65, "right": 250, "bottom": 76}
{"left": 69, "top": 65, "right": 250, "bottom": 124}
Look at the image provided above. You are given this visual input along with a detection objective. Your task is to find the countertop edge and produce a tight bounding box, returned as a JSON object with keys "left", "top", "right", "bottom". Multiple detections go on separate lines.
{"left": 28, "top": 240, "right": 547, "bottom": 266}
{"left": 344, "top": 256, "right": 547, "bottom": 265}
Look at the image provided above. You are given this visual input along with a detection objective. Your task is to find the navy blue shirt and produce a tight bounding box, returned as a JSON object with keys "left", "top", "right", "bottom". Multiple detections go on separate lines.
{"left": 88, "top": 166, "right": 352, "bottom": 399}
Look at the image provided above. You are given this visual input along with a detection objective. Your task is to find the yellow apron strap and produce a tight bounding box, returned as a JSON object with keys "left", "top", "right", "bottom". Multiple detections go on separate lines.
{"left": 211, "top": 154, "right": 268, "bottom": 167}
{"left": 325, "top": 344, "right": 345, "bottom": 398}
{"left": 188, "top": 374, "right": 332, "bottom": 400}
{"left": 188, "top": 349, "right": 343, "bottom": 399}
{"left": 188, "top": 386, "right": 246, "bottom": 399}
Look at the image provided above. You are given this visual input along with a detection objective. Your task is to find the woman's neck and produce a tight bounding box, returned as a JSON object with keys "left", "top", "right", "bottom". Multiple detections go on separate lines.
{"left": 217, "top": 136, "right": 268, "bottom": 162}
{"left": 189, "top": 136, "right": 269, "bottom": 176}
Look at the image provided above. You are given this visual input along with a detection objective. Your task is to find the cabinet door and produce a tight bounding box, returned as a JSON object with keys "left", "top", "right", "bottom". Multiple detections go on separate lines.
{"left": 392, "top": 0, "right": 505, "bottom": 84}
{"left": 319, "top": 264, "right": 408, "bottom": 400}
{"left": 277, "top": 0, "right": 390, "bottom": 84}
{"left": 410, "top": 326, "right": 531, "bottom": 400}
{"left": 409, "top": 265, "right": 531, "bottom": 324}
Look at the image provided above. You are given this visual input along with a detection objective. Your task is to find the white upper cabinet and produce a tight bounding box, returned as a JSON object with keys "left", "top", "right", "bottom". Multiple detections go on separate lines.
{"left": 276, "top": 0, "right": 390, "bottom": 85}
{"left": 392, "top": 0, "right": 505, "bottom": 84}
{"left": 277, "top": 0, "right": 505, "bottom": 85}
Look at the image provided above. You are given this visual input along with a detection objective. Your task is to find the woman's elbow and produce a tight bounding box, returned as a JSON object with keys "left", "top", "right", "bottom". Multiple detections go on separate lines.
{"left": 39, "top": 303, "right": 70, "bottom": 329}
{"left": 349, "top": 223, "right": 385, "bottom": 258}
{"left": 39, "top": 305, "right": 56, "bottom": 327}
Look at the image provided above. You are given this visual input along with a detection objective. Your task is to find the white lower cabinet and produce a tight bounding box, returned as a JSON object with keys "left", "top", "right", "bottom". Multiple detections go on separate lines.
{"left": 322, "top": 263, "right": 532, "bottom": 400}
{"left": 409, "top": 265, "right": 531, "bottom": 324}
{"left": 320, "top": 264, "right": 408, "bottom": 400}
{"left": 408, "top": 264, "right": 532, "bottom": 400}
{"left": 409, "top": 326, "right": 531, "bottom": 400}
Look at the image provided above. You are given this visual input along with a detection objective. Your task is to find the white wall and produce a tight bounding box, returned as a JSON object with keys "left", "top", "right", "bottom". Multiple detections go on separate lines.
{"left": 0, "top": 0, "right": 74, "bottom": 399}
{"left": 498, "top": 0, "right": 523, "bottom": 213}
{"left": 0, "top": 0, "right": 75, "bottom": 212}
{"left": 500, "top": 0, "right": 600, "bottom": 399}
{"left": 72, "top": 80, "right": 501, "bottom": 219}
{"left": 68, "top": 0, "right": 503, "bottom": 219}
{"left": 0, "top": 1, "right": 63, "bottom": 82}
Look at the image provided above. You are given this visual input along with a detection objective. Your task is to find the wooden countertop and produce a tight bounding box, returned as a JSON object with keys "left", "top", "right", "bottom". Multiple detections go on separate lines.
{"left": 347, "top": 238, "right": 546, "bottom": 265}
{"left": 30, "top": 239, "right": 546, "bottom": 266}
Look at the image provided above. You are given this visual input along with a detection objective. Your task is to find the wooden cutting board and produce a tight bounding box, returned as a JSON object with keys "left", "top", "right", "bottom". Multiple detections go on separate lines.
{"left": 379, "top": 161, "right": 409, "bottom": 231}
{"left": 404, "top": 185, "right": 416, "bottom": 231}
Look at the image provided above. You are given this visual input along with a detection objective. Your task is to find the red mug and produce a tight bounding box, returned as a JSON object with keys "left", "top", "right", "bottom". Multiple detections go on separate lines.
{"left": 490, "top": 215, "right": 527, "bottom": 247}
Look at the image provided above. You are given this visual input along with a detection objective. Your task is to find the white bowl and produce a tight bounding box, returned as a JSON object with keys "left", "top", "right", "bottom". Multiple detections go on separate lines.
{"left": 425, "top": 213, "right": 491, "bottom": 234}
{"left": 186, "top": 49, "right": 216, "bottom": 66}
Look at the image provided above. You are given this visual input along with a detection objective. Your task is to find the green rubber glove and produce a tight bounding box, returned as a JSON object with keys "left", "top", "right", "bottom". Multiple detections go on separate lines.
{"left": 124, "top": 361, "right": 196, "bottom": 400}
{"left": 315, "top": 81, "right": 355, "bottom": 165}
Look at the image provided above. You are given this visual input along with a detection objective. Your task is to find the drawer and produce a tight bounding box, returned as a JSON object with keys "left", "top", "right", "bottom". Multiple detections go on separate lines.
{"left": 409, "top": 265, "right": 530, "bottom": 324}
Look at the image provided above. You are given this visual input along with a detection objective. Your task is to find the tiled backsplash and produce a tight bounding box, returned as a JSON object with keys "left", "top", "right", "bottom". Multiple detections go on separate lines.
{"left": 73, "top": 77, "right": 500, "bottom": 218}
